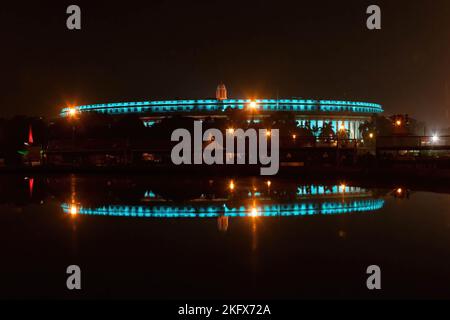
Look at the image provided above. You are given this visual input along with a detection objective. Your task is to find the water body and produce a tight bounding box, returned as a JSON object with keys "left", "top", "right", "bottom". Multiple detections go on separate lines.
{"left": 0, "top": 174, "right": 449, "bottom": 299}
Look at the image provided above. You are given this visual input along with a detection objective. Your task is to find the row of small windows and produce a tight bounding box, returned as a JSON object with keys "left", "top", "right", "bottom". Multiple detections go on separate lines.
{"left": 83, "top": 105, "right": 379, "bottom": 112}
{"left": 63, "top": 102, "right": 382, "bottom": 116}
{"left": 84, "top": 105, "right": 378, "bottom": 114}
{"left": 71, "top": 100, "right": 381, "bottom": 112}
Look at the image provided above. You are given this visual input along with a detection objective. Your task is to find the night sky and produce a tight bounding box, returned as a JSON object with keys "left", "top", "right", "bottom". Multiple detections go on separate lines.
{"left": 1, "top": 0, "right": 450, "bottom": 129}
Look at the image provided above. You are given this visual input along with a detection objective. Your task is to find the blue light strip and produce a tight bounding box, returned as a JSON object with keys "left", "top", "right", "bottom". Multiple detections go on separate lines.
{"left": 60, "top": 99, "right": 383, "bottom": 117}
{"left": 61, "top": 199, "right": 385, "bottom": 218}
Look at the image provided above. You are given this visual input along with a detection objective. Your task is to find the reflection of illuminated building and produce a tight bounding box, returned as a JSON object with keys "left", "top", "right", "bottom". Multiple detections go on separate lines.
{"left": 391, "top": 187, "right": 410, "bottom": 199}
{"left": 69, "top": 174, "right": 79, "bottom": 217}
{"left": 61, "top": 199, "right": 384, "bottom": 218}
{"left": 297, "top": 184, "right": 367, "bottom": 197}
{"left": 217, "top": 216, "right": 229, "bottom": 232}
{"left": 59, "top": 180, "right": 386, "bottom": 231}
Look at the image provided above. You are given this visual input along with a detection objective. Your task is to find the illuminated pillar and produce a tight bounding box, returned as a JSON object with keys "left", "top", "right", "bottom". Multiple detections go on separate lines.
{"left": 216, "top": 83, "right": 227, "bottom": 101}
{"left": 349, "top": 121, "right": 354, "bottom": 139}
{"left": 318, "top": 120, "right": 323, "bottom": 132}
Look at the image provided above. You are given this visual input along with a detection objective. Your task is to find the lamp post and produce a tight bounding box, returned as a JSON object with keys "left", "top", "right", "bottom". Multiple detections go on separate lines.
{"left": 248, "top": 100, "right": 257, "bottom": 123}
{"left": 68, "top": 108, "right": 77, "bottom": 142}
{"left": 67, "top": 107, "right": 78, "bottom": 164}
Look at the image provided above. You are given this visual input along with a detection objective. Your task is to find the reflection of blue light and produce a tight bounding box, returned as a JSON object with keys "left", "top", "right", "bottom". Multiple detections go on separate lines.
{"left": 61, "top": 199, "right": 384, "bottom": 218}
{"left": 60, "top": 99, "right": 383, "bottom": 117}
{"left": 144, "top": 190, "right": 156, "bottom": 198}
{"left": 143, "top": 121, "right": 155, "bottom": 127}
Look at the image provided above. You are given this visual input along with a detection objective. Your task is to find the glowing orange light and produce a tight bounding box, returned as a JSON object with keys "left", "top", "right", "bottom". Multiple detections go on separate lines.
{"left": 250, "top": 207, "right": 258, "bottom": 217}
{"left": 249, "top": 101, "right": 258, "bottom": 110}
{"left": 266, "top": 180, "right": 271, "bottom": 187}
{"left": 229, "top": 180, "right": 235, "bottom": 191}
{"left": 68, "top": 108, "right": 77, "bottom": 117}
{"left": 340, "top": 184, "right": 346, "bottom": 192}
{"left": 339, "top": 124, "right": 346, "bottom": 131}
{"left": 396, "top": 188, "right": 402, "bottom": 194}
{"left": 396, "top": 120, "right": 402, "bottom": 126}
{"left": 70, "top": 205, "right": 78, "bottom": 216}
{"left": 369, "top": 133, "right": 374, "bottom": 139}
{"left": 227, "top": 128, "right": 235, "bottom": 134}
{"left": 292, "top": 134, "right": 297, "bottom": 139}
{"left": 266, "top": 130, "right": 271, "bottom": 137}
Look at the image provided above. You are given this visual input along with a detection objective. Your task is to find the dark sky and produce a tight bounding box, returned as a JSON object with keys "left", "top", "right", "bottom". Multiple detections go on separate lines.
{"left": 1, "top": 0, "right": 450, "bottom": 129}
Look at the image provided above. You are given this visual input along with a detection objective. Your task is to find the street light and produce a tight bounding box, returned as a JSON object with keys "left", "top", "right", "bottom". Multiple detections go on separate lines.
{"left": 248, "top": 100, "right": 258, "bottom": 123}
{"left": 249, "top": 101, "right": 258, "bottom": 110}
{"left": 67, "top": 107, "right": 79, "bottom": 154}
{"left": 431, "top": 134, "right": 439, "bottom": 143}
{"left": 70, "top": 204, "right": 78, "bottom": 216}
{"left": 68, "top": 107, "right": 77, "bottom": 117}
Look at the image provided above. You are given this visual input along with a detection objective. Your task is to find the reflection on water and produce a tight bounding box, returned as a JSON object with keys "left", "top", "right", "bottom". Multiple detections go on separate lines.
{"left": 59, "top": 176, "right": 385, "bottom": 232}
{"left": 3, "top": 173, "right": 450, "bottom": 299}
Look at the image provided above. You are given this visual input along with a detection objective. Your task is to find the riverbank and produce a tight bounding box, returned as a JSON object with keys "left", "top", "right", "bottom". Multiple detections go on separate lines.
{"left": 1, "top": 164, "right": 450, "bottom": 187}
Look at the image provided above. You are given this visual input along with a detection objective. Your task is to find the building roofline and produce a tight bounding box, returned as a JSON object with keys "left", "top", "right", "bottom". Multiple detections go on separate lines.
{"left": 60, "top": 98, "right": 383, "bottom": 117}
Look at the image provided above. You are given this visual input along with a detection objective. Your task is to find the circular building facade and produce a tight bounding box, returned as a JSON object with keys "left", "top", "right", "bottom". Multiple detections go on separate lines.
{"left": 61, "top": 93, "right": 382, "bottom": 139}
